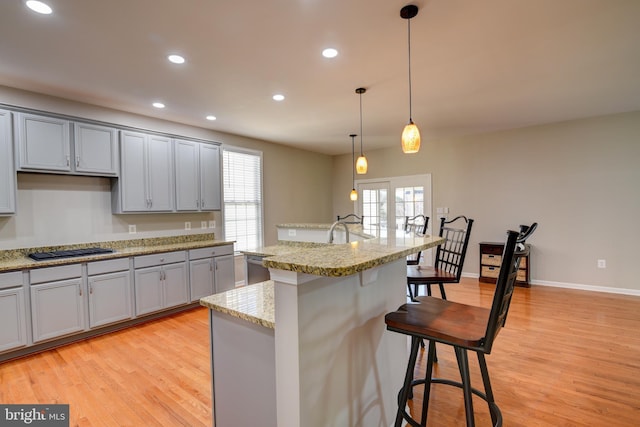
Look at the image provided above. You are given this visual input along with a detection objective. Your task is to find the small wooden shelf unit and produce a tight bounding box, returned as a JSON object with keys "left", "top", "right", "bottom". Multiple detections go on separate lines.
{"left": 479, "top": 242, "right": 531, "bottom": 287}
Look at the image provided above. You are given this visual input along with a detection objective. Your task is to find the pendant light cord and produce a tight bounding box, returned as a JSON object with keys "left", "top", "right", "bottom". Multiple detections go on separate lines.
{"left": 359, "top": 93, "right": 364, "bottom": 155}
{"left": 351, "top": 135, "right": 356, "bottom": 186}
{"left": 407, "top": 17, "right": 413, "bottom": 122}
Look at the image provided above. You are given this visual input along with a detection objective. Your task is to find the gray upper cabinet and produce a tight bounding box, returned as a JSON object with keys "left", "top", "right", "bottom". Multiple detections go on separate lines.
{"left": 175, "top": 139, "right": 221, "bottom": 212}
{"left": 14, "top": 112, "right": 118, "bottom": 177}
{"left": 73, "top": 122, "right": 118, "bottom": 176}
{"left": 0, "top": 109, "right": 16, "bottom": 215}
{"left": 115, "top": 130, "right": 174, "bottom": 212}
{"left": 15, "top": 112, "right": 71, "bottom": 172}
{"left": 200, "top": 143, "right": 221, "bottom": 210}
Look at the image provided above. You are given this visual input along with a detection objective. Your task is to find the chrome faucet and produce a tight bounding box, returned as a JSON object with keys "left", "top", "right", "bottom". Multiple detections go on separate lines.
{"left": 328, "top": 221, "right": 350, "bottom": 243}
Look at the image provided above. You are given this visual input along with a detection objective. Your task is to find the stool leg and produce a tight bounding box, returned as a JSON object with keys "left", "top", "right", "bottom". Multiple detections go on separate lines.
{"left": 455, "top": 347, "right": 476, "bottom": 427}
{"left": 420, "top": 340, "right": 437, "bottom": 425}
{"left": 395, "top": 336, "right": 421, "bottom": 427}
{"left": 407, "top": 282, "right": 415, "bottom": 301}
{"left": 477, "top": 352, "right": 498, "bottom": 426}
{"left": 439, "top": 283, "right": 447, "bottom": 300}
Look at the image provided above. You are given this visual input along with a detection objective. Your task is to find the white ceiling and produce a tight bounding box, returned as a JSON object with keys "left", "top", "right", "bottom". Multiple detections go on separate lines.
{"left": 1, "top": 0, "right": 639, "bottom": 155}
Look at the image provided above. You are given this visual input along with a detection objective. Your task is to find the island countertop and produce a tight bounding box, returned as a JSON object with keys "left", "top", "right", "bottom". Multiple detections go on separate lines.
{"left": 0, "top": 233, "right": 234, "bottom": 272}
{"left": 259, "top": 234, "right": 444, "bottom": 277}
{"left": 200, "top": 280, "right": 275, "bottom": 329}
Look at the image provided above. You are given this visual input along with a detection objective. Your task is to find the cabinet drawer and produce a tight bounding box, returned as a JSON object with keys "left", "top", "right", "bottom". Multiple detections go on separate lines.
{"left": 134, "top": 251, "right": 185, "bottom": 269}
{"left": 0, "top": 271, "right": 23, "bottom": 289}
{"left": 189, "top": 245, "right": 233, "bottom": 260}
{"left": 30, "top": 264, "right": 82, "bottom": 284}
{"left": 481, "top": 266, "right": 500, "bottom": 279}
{"left": 88, "top": 258, "right": 130, "bottom": 276}
{"left": 481, "top": 254, "right": 502, "bottom": 267}
{"left": 480, "top": 244, "right": 503, "bottom": 255}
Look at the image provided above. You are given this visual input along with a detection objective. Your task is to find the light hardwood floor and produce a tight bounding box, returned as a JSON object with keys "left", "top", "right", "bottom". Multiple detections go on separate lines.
{"left": 1, "top": 278, "right": 639, "bottom": 426}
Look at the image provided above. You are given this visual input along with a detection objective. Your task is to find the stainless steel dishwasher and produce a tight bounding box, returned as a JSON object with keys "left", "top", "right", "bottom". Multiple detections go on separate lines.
{"left": 245, "top": 254, "right": 270, "bottom": 285}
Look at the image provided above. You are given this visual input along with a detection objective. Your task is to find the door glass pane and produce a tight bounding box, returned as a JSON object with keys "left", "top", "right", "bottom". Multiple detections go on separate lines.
{"left": 362, "top": 188, "right": 387, "bottom": 238}
{"left": 395, "top": 186, "right": 425, "bottom": 231}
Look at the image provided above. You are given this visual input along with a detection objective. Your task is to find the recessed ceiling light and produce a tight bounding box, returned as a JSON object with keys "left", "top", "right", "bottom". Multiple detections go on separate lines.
{"left": 152, "top": 102, "right": 165, "bottom": 109}
{"left": 272, "top": 94, "right": 285, "bottom": 102}
{"left": 168, "top": 54, "right": 185, "bottom": 64}
{"left": 322, "top": 48, "right": 338, "bottom": 58}
{"left": 206, "top": 115, "right": 216, "bottom": 121}
{"left": 26, "top": 0, "right": 52, "bottom": 14}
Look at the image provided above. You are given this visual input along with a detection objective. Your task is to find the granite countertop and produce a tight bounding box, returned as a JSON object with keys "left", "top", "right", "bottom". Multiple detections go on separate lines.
{"left": 200, "top": 280, "right": 274, "bottom": 329}
{"left": 0, "top": 234, "right": 234, "bottom": 273}
{"left": 246, "top": 233, "right": 445, "bottom": 277}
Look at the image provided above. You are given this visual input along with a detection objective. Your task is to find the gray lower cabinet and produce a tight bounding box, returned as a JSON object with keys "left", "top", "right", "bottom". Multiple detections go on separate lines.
{"left": 30, "top": 264, "right": 85, "bottom": 343}
{"left": 134, "top": 251, "right": 188, "bottom": 316}
{"left": 189, "top": 244, "right": 235, "bottom": 301}
{"left": 0, "top": 271, "right": 27, "bottom": 353}
{"left": 87, "top": 258, "right": 132, "bottom": 328}
{"left": 0, "top": 109, "right": 16, "bottom": 215}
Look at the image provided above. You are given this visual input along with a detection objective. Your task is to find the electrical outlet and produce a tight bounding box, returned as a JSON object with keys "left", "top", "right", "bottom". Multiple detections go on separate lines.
{"left": 209, "top": 220, "right": 216, "bottom": 229}
{"left": 288, "top": 229, "right": 297, "bottom": 237}
{"left": 185, "top": 221, "right": 191, "bottom": 230}
{"left": 128, "top": 224, "right": 136, "bottom": 234}
{"left": 597, "top": 259, "right": 606, "bottom": 269}
{"left": 201, "top": 221, "right": 207, "bottom": 229}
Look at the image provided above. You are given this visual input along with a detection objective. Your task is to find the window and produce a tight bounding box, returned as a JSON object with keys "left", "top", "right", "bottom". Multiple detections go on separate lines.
{"left": 223, "top": 147, "right": 263, "bottom": 252}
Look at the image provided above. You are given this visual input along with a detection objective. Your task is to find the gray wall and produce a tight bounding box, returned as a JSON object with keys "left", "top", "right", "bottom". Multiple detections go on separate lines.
{"left": 0, "top": 86, "right": 333, "bottom": 249}
{"left": 333, "top": 111, "right": 640, "bottom": 293}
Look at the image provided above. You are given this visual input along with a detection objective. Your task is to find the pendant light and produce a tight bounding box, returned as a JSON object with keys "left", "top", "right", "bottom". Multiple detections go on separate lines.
{"left": 400, "top": 4, "right": 421, "bottom": 154}
{"left": 355, "top": 88, "right": 368, "bottom": 174}
{"left": 349, "top": 134, "right": 358, "bottom": 201}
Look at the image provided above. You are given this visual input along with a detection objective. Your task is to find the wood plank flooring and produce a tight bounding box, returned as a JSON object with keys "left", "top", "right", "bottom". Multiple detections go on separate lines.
{"left": 1, "top": 278, "right": 639, "bottom": 426}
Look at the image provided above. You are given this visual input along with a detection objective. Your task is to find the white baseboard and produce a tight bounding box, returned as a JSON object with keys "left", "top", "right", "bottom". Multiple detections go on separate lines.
{"left": 461, "top": 272, "right": 640, "bottom": 296}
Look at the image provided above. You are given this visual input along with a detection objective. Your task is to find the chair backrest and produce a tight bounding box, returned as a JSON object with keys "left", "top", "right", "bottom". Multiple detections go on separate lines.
{"left": 433, "top": 215, "right": 474, "bottom": 281}
{"left": 403, "top": 215, "right": 429, "bottom": 235}
{"left": 336, "top": 214, "right": 363, "bottom": 224}
{"left": 482, "top": 223, "right": 537, "bottom": 353}
{"left": 404, "top": 215, "right": 429, "bottom": 264}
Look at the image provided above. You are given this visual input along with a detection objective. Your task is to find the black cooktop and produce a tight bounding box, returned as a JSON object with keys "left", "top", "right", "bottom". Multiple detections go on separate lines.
{"left": 28, "top": 247, "right": 114, "bottom": 261}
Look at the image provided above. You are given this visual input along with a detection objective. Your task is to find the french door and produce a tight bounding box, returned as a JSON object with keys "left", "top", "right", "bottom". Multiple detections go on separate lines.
{"left": 356, "top": 174, "right": 433, "bottom": 263}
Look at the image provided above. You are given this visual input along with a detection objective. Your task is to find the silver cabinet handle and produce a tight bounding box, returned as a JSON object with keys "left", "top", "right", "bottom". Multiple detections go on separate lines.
{"left": 76, "top": 156, "right": 80, "bottom": 167}
{"left": 66, "top": 155, "right": 70, "bottom": 166}
{"left": 79, "top": 287, "right": 82, "bottom": 296}
{"left": 89, "top": 284, "right": 93, "bottom": 294}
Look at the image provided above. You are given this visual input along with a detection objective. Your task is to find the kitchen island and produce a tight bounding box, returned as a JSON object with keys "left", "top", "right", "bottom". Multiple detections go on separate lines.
{"left": 201, "top": 232, "right": 444, "bottom": 427}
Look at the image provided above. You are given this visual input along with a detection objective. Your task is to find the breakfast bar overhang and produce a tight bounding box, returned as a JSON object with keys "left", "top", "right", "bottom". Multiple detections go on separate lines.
{"left": 201, "top": 233, "right": 444, "bottom": 427}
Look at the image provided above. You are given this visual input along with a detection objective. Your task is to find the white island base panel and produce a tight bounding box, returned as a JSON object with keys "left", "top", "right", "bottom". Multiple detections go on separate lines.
{"left": 210, "top": 310, "right": 276, "bottom": 426}
{"left": 272, "top": 259, "right": 407, "bottom": 427}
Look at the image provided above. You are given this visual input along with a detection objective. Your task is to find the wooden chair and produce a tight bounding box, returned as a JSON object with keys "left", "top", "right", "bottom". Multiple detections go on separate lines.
{"left": 385, "top": 226, "right": 534, "bottom": 426}
{"left": 406, "top": 215, "right": 473, "bottom": 301}
{"left": 336, "top": 213, "right": 363, "bottom": 224}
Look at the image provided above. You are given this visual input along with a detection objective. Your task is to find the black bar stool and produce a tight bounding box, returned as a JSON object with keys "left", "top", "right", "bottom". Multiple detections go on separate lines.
{"left": 386, "top": 226, "right": 535, "bottom": 426}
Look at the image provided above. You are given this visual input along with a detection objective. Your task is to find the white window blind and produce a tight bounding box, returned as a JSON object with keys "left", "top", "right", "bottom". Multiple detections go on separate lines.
{"left": 223, "top": 148, "right": 263, "bottom": 252}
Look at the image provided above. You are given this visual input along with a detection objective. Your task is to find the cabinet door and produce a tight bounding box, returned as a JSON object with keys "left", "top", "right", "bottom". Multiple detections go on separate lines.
{"left": 163, "top": 262, "right": 188, "bottom": 309}
{"left": 74, "top": 122, "right": 118, "bottom": 176}
{"left": 88, "top": 271, "right": 132, "bottom": 328}
{"left": 16, "top": 112, "right": 71, "bottom": 172}
{"left": 175, "top": 139, "right": 199, "bottom": 211}
{"left": 0, "top": 109, "right": 16, "bottom": 215}
{"left": 120, "top": 130, "right": 148, "bottom": 211}
{"left": 190, "top": 258, "right": 215, "bottom": 302}
{"left": 134, "top": 267, "right": 163, "bottom": 316}
{"left": 147, "top": 135, "right": 174, "bottom": 211}
{"left": 0, "top": 287, "right": 28, "bottom": 352}
{"left": 200, "top": 144, "right": 221, "bottom": 210}
{"left": 31, "top": 278, "right": 85, "bottom": 343}
{"left": 214, "top": 254, "right": 236, "bottom": 293}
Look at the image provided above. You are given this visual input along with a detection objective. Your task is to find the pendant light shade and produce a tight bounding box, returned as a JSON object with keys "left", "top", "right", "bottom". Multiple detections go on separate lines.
{"left": 402, "top": 120, "right": 421, "bottom": 153}
{"left": 355, "top": 88, "right": 368, "bottom": 174}
{"left": 349, "top": 134, "right": 358, "bottom": 201}
{"left": 401, "top": 4, "right": 421, "bottom": 154}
